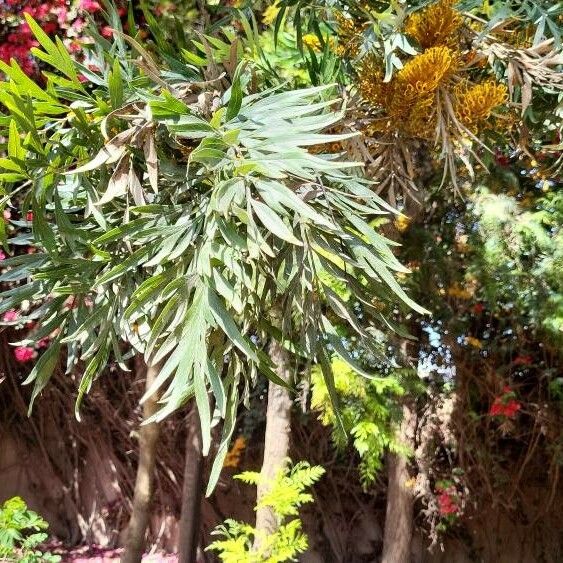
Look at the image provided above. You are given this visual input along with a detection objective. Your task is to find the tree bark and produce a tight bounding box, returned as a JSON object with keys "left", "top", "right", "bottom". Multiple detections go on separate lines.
{"left": 122, "top": 358, "right": 162, "bottom": 563}
{"left": 381, "top": 402, "right": 417, "bottom": 563}
{"left": 178, "top": 407, "right": 204, "bottom": 563}
{"left": 254, "top": 334, "right": 293, "bottom": 542}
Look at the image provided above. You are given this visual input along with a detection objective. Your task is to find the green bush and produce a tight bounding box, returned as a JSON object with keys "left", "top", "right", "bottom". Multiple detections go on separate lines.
{"left": 207, "top": 461, "right": 324, "bottom": 562}
{"left": 0, "top": 497, "right": 60, "bottom": 563}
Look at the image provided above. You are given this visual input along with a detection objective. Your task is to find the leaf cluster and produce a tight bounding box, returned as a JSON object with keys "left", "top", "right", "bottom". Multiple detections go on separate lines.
{"left": 0, "top": 497, "right": 60, "bottom": 563}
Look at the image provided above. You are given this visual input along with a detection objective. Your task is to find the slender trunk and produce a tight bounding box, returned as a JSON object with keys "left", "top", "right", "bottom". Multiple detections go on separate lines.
{"left": 255, "top": 335, "right": 293, "bottom": 541}
{"left": 122, "top": 358, "right": 162, "bottom": 563}
{"left": 178, "top": 407, "right": 204, "bottom": 563}
{"left": 381, "top": 402, "right": 417, "bottom": 563}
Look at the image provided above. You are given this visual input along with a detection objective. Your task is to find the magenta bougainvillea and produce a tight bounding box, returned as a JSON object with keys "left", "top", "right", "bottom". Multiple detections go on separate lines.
{"left": 13, "top": 346, "right": 36, "bottom": 363}
{"left": 0, "top": 0, "right": 124, "bottom": 76}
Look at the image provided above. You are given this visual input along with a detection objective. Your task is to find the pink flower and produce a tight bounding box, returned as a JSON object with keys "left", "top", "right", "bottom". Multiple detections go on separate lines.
{"left": 68, "top": 41, "right": 82, "bottom": 54}
{"left": 3, "top": 310, "right": 19, "bottom": 322}
{"left": 0, "top": 251, "right": 6, "bottom": 261}
{"left": 80, "top": 0, "right": 101, "bottom": 11}
{"left": 72, "top": 18, "right": 86, "bottom": 31}
{"left": 56, "top": 5, "right": 68, "bottom": 25}
{"left": 36, "top": 337, "right": 50, "bottom": 349}
{"left": 100, "top": 26, "right": 113, "bottom": 38}
{"left": 14, "top": 346, "right": 35, "bottom": 363}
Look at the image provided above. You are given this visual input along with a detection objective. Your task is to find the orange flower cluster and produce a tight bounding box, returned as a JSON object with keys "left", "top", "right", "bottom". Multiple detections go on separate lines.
{"left": 355, "top": 0, "right": 508, "bottom": 140}
{"left": 398, "top": 45, "right": 459, "bottom": 95}
{"left": 223, "top": 436, "right": 246, "bottom": 469}
{"left": 359, "top": 46, "right": 459, "bottom": 136}
{"left": 404, "top": 0, "right": 463, "bottom": 50}
{"left": 455, "top": 80, "right": 508, "bottom": 131}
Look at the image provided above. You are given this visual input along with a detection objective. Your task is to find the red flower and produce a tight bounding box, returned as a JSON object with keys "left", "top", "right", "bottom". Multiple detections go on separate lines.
{"left": 26, "top": 211, "right": 34, "bottom": 222}
{"left": 3, "top": 310, "right": 19, "bottom": 322}
{"left": 502, "top": 400, "right": 521, "bottom": 417}
{"left": 14, "top": 346, "right": 35, "bottom": 363}
{"left": 64, "top": 296, "right": 78, "bottom": 309}
{"left": 513, "top": 355, "right": 532, "bottom": 366}
{"left": 489, "top": 388, "right": 521, "bottom": 418}
{"left": 494, "top": 149, "right": 510, "bottom": 167}
{"left": 36, "top": 337, "right": 50, "bottom": 349}
{"left": 41, "top": 21, "right": 58, "bottom": 34}
{"left": 472, "top": 303, "right": 484, "bottom": 314}
{"left": 437, "top": 491, "right": 459, "bottom": 516}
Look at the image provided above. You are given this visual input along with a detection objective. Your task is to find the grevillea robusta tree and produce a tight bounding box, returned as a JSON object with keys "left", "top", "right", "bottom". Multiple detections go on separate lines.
{"left": 0, "top": 5, "right": 425, "bottom": 557}
{"left": 246, "top": 0, "right": 562, "bottom": 557}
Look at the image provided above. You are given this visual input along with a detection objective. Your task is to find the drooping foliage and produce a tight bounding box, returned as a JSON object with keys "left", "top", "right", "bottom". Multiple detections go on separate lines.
{"left": 0, "top": 5, "right": 424, "bottom": 495}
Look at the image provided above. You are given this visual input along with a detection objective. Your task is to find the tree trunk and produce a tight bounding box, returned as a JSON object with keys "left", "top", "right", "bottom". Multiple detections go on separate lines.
{"left": 381, "top": 402, "right": 417, "bottom": 563}
{"left": 254, "top": 334, "right": 293, "bottom": 542}
{"left": 178, "top": 407, "right": 204, "bottom": 563}
{"left": 122, "top": 358, "right": 162, "bottom": 563}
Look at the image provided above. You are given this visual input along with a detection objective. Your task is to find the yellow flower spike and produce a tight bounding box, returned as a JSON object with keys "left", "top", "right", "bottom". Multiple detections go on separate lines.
{"left": 404, "top": 0, "right": 463, "bottom": 50}
{"left": 262, "top": 1, "right": 280, "bottom": 26}
{"left": 302, "top": 34, "right": 322, "bottom": 51}
{"left": 394, "top": 214, "right": 411, "bottom": 232}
